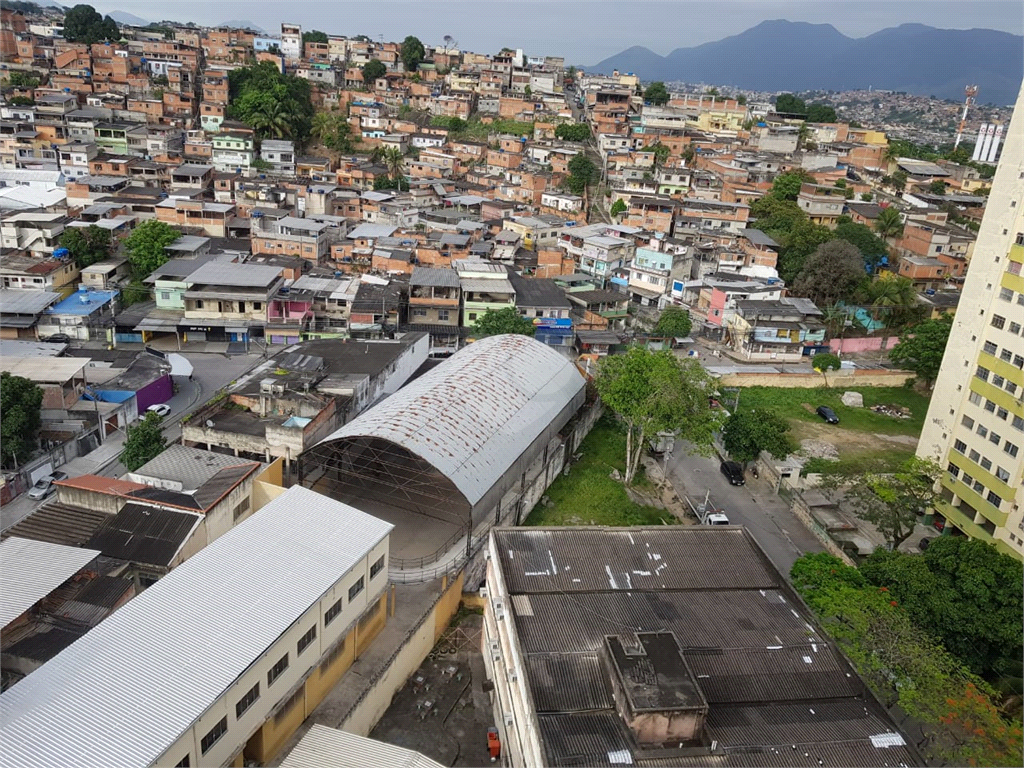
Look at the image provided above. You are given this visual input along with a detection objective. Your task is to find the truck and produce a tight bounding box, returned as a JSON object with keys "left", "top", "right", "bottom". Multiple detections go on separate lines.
{"left": 686, "top": 490, "right": 730, "bottom": 525}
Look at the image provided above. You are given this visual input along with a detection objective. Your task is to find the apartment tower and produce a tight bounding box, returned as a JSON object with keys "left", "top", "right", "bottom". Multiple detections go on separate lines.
{"left": 916, "top": 82, "right": 1024, "bottom": 560}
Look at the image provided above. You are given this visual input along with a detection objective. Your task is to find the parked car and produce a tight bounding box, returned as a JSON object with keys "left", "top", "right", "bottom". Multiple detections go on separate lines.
{"left": 720, "top": 460, "right": 745, "bottom": 486}
{"left": 27, "top": 471, "right": 68, "bottom": 500}
{"left": 41, "top": 333, "right": 71, "bottom": 343}
{"left": 816, "top": 405, "right": 840, "bottom": 424}
{"left": 147, "top": 403, "right": 171, "bottom": 418}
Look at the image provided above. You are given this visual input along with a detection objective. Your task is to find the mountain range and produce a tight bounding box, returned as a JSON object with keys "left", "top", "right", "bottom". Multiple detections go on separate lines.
{"left": 585, "top": 21, "right": 1023, "bottom": 105}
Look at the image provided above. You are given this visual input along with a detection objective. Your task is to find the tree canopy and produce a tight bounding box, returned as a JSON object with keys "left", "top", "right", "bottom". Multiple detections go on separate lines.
{"left": 812, "top": 352, "right": 842, "bottom": 372}
{"left": 806, "top": 103, "right": 837, "bottom": 123}
{"left": 301, "top": 30, "right": 328, "bottom": 44}
{"left": 791, "top": 240, "right": 866, "bottom": 308}
{"left": 765, "top": 169, "right": 813, "bottom": 201}
{"left": 653, "top": 306, "right": 692, "bottom": 338}
{"left": 888, "top": 315, "right": 953, "bottom": 387}
{"left": 643, "top": 81, "right": 669, "bottom": 106}
{"left": 822, "top": 456, "right": 941, "bottom": 550}
{"left": 228, "top": 61, "right": 314, "bottom": 143}
{"left": 774, "top": 93, "right": 805, "bottom": 114}
{"left": 120, "top": 411, "right": 167, "bottom": 472}
{"left": 595, "top": 348, "right": 722, "bottom": 485}
{"left": 1, "top": 372, "right": 43, "bottom": 469}
{"left": 565, "top": 153, "right": 598, "bottom": 195}
{"left": 123, "top": 220, "right": 180, "bottom": 280}
{"left": 470, "top": 307, "right": 535, "bottom": 338}
{"left": 833, "top": 219, "right": 889, "bottom": 269}
{"left": 62, "top": 4, "right": 119, "bottom": 45}
{"left": 400, "top": 36, "right": 426, "bottom": 72}
{"left": 58, "top": 225, "right": 111, "bottom": 269}
{"left": 310, "top": 112, "right": 355, "bottom": 154}
{"left": 722, "top": 408, "right": 792, "bottom": 464}
{"left": 610, "top": 198, "right": 627, "bottom": 217}
{"left": 554, "top": 123, "right": 591, "bottom": 142}
{"left": 861, "top": 537, "right": 1023, "bottom": 681}
{"left": 362, "top": 59, "right": 387, "bottom": 87}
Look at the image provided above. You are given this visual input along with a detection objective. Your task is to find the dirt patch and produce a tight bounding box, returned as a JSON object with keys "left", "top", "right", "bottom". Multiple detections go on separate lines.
{"left": 790, "top": 419, "right": 918, "bottom": 456}
{"left": 800, "top": 402, "right": 817, "bottom": 414}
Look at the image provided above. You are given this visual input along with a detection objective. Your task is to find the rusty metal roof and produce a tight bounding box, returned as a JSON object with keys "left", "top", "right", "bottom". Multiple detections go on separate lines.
{"left": 313, "top": 334, "right": 585, "bottom": 508}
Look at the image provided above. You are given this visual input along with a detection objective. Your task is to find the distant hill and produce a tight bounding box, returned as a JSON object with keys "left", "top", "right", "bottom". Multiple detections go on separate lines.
{"left": 586, "top": 20, "right": 1023, "bottom": 105}
{"left": 108, "top": 10, "right": 150, "bottom": 26}
{"left": 219, "top": 20, "right": 265, "bottom": 33}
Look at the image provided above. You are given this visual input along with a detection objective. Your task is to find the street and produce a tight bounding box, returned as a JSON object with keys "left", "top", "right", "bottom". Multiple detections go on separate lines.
{"left": 1, "top": 350, "right": 266, "bottom": 532}
{"left": 666, "top": 445, "right": 824, "bottom": 575}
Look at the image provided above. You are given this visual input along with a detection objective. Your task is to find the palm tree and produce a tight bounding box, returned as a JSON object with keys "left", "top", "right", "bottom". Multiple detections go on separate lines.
{"left": 382, "top": 146, "right": 404, "bottom": 180}
{"left": 883, "top": 143, "right": 900, "bottom": 164}
{"left": 368, "top": 146, "right": 387, "bottom": 165}
{"left": 252, "top": 102, "right": 294, "bottom": 140}
{"left": 820, "top": 303, "right": 848, "bottom": 339}
{"left": 864, "top": 276, "right": 920, "bottom": 340}
{"left": 875, "top": 206, "right": 904, "bottom": 240}
{"left": 796, "top": 122, "right": 811, "bottom": 150}
{"left": 310, "top": 112, "right": 336, "bottom": 146}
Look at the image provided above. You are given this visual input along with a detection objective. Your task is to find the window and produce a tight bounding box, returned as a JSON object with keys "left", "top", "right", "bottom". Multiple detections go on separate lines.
{"left": 1010, "top": 322, "right": 1022, "bottom": 335}
{"left": 992, "top": 374, "right": 1005, "bottom": 387}
{"left": 1015, "top": 355, "right": 1024, "bottom": 369}
{"left": 200, "top": 717, "right": 227, "bottom": 755}
{"left": 962, "top": 471, "right": 974, "bottom": 486}
{"left": 160, "top": 291, "right": 172, "bottom": 301}
{"left": 297, "top": 625, "right": 317, "bottom": 655}
{"left": 962, "top": 415, "right": 975, "bottom": 429}
{"left": 997, "top": 407, "right": 1009, "bottom": 420}
{"left": 195, "top": 300, "right": 204, "bottom": 309}
{"left": 969, "top": 391, "right": 983, "bottom": 406}
{"left": 1001, "top": 348, "right": 1013, "bottom": 362}
{"left": 991, "top": 315, "right": 1006, "bottom": 330}
{"left": 996, "top": 467, "right": 1010, "bottom": 482}
{"left": 973, "top": 479, "right": 985, "bottom": 493}
{"left": 987, "top": 491, "right": 1003, "bottom": 508}
{"left": 969, "top": 449, "right": 981, "bottom": 463}
{"left": 268, "top": 653, "right": 289, "bottom": 686}
{"left": 947, "top": 463, "right": 960, "bottom": 478}
{"left": 324, "top": 598, "right": 342, "bottom": 626}
{"left": 233, "top": 497, "right": 250, "bottom": 521}
{"left": 437, "top": 309, "right": 450, "bottom": 321}
{"left": 412, "top": 308, "right": 427, "bottom": 318}
{"left": 253, "top": 302, "right": 262, "bottom": 311}
{"left": 975, "top": 366, "right": 990, "bottom": 382}
{"left": 999, "top": 287, "right": 1014, "bottom": 302}
{"left": 983, "top": 341, "right": 998, "bottom": 355}
{"left": 348, "top": 576, "right": 364, "bottom": 601}
{"left": 985, "top": 400, "right": 997, "bottom": 413}
{"left": 1013, "top": 415, "right": 1024, "bottom": 432}
{"left": 981, "top": 457, "right": 992, "bottom": 471}
{"left": 370, "top": 555, "right": 385, "bottom": 579}
{"left": 976, "top": 424, "right": 987, "bottom": 437}
{"left": 175, "top": 756, "right": 191, "bottom": 768}
{"left": 468, "top": 313, "right": 477, "bottom": 321}
{"left": 1005, "top": 441, "right": 1019, "bottom": 458}
{"left": 235, "top": 682, "right": 259, "bottom": 718}
{"left": 954, "top": 439, "right": 967, "bottom": 454}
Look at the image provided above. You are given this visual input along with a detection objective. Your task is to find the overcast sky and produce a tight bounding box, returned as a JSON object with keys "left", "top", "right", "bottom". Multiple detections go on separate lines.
{"left": 90, "top": 0, "right": 1024, "bottom": 63}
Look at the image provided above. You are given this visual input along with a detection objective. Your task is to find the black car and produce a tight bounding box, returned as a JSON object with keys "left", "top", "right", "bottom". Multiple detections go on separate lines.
{"left": 41, "top": 333, "right": 72, "bottom": 344}
{"left": 816, "top": 405, "right": 840, "bottom": 424}
{"left": 720, "top": 460, "right": 745, "bottom": 486}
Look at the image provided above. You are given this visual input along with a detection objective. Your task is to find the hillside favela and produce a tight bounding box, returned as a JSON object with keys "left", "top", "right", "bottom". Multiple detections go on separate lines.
{"left": 0, "top": 2, "right": 1022, "bottom": 766}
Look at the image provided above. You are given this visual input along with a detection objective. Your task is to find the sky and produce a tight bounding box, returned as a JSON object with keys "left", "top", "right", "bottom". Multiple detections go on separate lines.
{"left": 90, "top": 0, "right": 1024, "bottom": 63}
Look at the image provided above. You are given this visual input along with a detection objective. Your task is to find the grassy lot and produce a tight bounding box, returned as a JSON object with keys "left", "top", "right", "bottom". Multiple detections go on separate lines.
{"left": 524, "top": 417, "right": 675, "bottom": 527}
{"left": 733, "top": 386, "right": 930, "bottom": 476}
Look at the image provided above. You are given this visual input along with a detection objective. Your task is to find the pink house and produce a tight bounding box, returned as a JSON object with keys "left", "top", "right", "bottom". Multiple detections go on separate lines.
{"left": 266, "top": 289, "right": 313, "bottom": 345}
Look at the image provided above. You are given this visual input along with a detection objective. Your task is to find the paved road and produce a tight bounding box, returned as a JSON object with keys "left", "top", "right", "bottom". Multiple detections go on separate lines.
{"left": 666, "top": 446, "right": 824, "bottom": 575}
{"left": 1, "top": 350, "right": 266, "bottom": 532}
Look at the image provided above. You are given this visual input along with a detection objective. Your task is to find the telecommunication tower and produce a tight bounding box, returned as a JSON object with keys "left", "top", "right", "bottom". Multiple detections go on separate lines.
{"left": 954, "top": 85, "right": 979, "bottom": 149}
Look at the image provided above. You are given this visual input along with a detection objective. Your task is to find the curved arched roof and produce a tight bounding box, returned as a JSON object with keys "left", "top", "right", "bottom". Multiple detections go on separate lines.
{"left": 312, "top": 334, "right": 586, "bottom": 508}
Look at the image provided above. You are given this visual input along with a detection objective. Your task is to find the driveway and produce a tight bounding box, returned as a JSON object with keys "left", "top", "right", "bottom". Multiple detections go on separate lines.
{"left": 666, "top": 446, "right": 824, "bottom": 575}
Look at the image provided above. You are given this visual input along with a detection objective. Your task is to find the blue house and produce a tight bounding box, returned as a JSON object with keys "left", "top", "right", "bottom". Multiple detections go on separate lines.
{"left": 36, "top": 287, "right": 119, "bottom": 342}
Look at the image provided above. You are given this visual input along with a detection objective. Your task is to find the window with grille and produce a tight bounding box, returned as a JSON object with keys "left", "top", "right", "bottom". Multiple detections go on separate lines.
{"left": 325, "top": 598, "right": 342, "bottom": 626}
{"left": 235, "top": 682, "right": 259, "bottom": 719}
{"left": 200, "top": 718, "right": 227, "bottom": 755}
{"left": 297, "top": 625, "right": 317, "bottom": 655}
{"left": 348, "top": 576, "right": 364, "bottom": 601}
{"left": 268, "top": 653, "right": 289, "bottom": 686}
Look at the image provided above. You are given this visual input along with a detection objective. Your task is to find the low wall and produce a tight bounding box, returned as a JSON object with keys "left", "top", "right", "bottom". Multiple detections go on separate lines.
{"left": 828, "top": 336, "right": 900, "bottom": 354}
{"left": 717, "top": 369, "right": 913, "bottom": 388}
{"left": 784, "top": 482, "right": 856, "bottom": 567}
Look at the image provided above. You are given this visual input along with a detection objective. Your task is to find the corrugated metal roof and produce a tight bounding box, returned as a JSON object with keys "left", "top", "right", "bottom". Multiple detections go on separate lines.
{"left": 85, "top": 504, "right": 202, "bottom": 567}
{"left": 0, "top": 503, "right": 111, "bottom": 547}
{"left": 410, "top": 266, "right": 460, "bottom": 288}
{"left": 0, "top": 486, "right": 393, "bottom": 768}
{"left": 0, "top": 538, "right": 101, "bottom": 627}
{"left": 280, "top": 724, "right": 445, "bottom": 768}
{"left": 459, "top": 277, "right": 514, "bottom": 294}
{"left": 0, "top": 289, "right": 62, "bottom": 315}
{"left": 312, "top": 335, "right": 585, "bottom": 508}
{"left": 184, "top": 261, "right": 282, "bottom": 288}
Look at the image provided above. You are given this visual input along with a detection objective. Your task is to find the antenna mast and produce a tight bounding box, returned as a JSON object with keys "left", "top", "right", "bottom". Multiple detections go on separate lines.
{"left": 954, "top": 85, "right": 978, "bottom": 150}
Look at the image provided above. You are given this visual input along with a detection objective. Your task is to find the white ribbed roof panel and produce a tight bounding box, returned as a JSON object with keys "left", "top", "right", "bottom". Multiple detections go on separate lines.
{"left": 0, "top": 538, "right": 101, "bottom": 628}
{"left": 280, "top": 724, "right": 445, "bottom": 768}
{"left": 314, "top": 334, "right": 585, "bottom": 507}
{"left": 0, "top": 486, "right": 393, "bottom": 768}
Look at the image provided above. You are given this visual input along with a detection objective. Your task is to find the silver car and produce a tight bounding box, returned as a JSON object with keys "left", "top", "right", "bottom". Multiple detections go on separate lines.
{"left": 27, "top": 471, "right": 68, "bottom": 500}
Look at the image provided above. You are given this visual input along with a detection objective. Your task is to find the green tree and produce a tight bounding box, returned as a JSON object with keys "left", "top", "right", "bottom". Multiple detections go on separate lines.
{"left": 645, "top": 142, "right": 670, "bottom": 168}
{"left": 735, "top": 94, "right": 747, "bottom": 105}
{"left": 833, "top": 220, "right": 888, "bottom": 269}
{"left": 860, "top": 191, "right": 873, "bottom": 201}
{"left": 822, "top": 456, "right": 941, "bottom": 550}
{"left": 554, "top": 123, "right": 590, "bottom": 142}
{"left": 861, "top": 537, "right": 1024, "bottom": 680}
{"left": 875, "top": 206, "right": 904, "bottom": 239}
{"left": 890, "top": 169, "right": 908, "bottom": 192}
{"left": 791, "top": 240, "right": 865, "bottom": 308}
{"left": 58, "top": 225, "right": 111, "bottom": 269}
{"left": 928, "top": 179, "right": 947, "bottom": 195}
{"left": 123, "top": 220, "right": 180, "bottom": 280}
{"left": 311, "top": 112, "right": 354, "bottom": 154}
{"left": 301, "top": 30, "right": 328, "bottom": 44}
{"left": 767, "top": 169, "right": 813, "bottom": 201}
{"left": 250, "top": 101, "right": 295, "bottom": 140}
{"left": 565, "top": 153, "right": 598, "bottom": 195}
{"left": 381, "top": 146, "right": 405, "bottom": 180}
{"left": 362, "top": 59, "right": 387, "bottom": 87}
{"left": 704, "top": 87, "right": 719, "bottom": 96}
{"left": 62, "top": 4, "right": 119, "bottom": 44}
{"left": 5, "top": 71, "right": 40, "bottom": 88}
{"left": 888, "top": 314, "right": 953, "bottom": 387}
{"left": 812, "top": 352, "right": 842, "bottom": 372}
{"left": 643, "top": 81, "right": 669, "bottom": 106}
{"left": 470, "top": 307, "right": 535, "bottom": 338}
{"left": 774, "top": 93, "right": 806, "bottom": 114}
{"left": 595, "top": 348, "right": 722, "bottom": 485}
{"left": 653, "top": 306, "right": 692, "bottom": 338}
{"left": 609, "top": 198, "right": 627, "bottom": 217}
{"left": 862, "top": 275, "right": 921, "bottom": 329}
{"left": 776, "top": 218, "right": 835, "bottom": 284}
{"left": 373, "top": 175, "right": 410, "bottom": 191}
{"left": 806, "top": 103, "right": 837, "bottom": 123}
{"left": 120, "top": 411, "right": 168, "bottom": 472}
{"left": 228, "top": 61, "right": 314, "bottom": 144}
{"left": 400, "top": 35, "right": 425, "bottom": 72}
{"left": 0, "top": 372, "right": 43, "bottom": 469}
{"left": 722, "top": 408, "right": 792, "bottom": 464}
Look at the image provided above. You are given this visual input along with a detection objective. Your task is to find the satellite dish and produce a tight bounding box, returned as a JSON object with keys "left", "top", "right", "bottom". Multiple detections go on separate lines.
{"left": 206, "top": 420, "right": 215, "bottom": 428}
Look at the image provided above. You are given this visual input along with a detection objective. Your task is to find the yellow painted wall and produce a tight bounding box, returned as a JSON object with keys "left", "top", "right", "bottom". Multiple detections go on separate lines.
{"left": 434, "top": 571, "right": 465, "bottom": 641}
{"left": 230, "top": 752, "right": 244, "bottom": 767}
{"left": 355, "top": 593, "right": 388, "bottom": 657}
{"left": 251, "top": 688, "right": 307, "bottom": 764}
{"left": 304, "top": 625, "right": 357, "bottom": 712}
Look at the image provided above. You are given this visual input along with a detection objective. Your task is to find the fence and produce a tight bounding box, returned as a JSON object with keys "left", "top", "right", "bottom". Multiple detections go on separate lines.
{"left": 388, "top": 526, "right": 468, "bottom": 570}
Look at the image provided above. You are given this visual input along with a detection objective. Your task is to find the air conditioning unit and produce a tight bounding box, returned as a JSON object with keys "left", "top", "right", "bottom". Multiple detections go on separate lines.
{"left": 479, "top": 587, "right": 488, "bottom": 598}
{"left": 504, "top": 714, "right": 514, "bottom": 728}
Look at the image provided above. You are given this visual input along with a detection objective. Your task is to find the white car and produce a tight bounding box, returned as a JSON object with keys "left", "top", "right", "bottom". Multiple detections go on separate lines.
{"left": 147, "top": 403, "right": 171, "bottom": 418}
